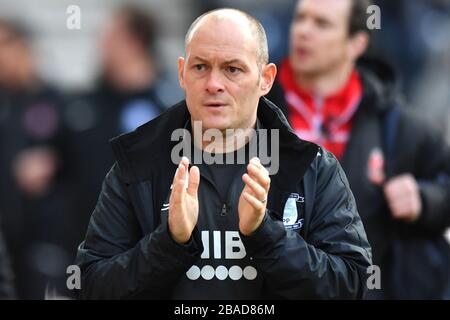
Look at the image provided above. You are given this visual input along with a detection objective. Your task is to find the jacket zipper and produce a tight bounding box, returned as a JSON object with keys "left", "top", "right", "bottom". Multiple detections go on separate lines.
{"left": 220, "top": 203, "right": 230, "bottom": 216}
{"left": 197, "top": 170, "right": 230, "bottom": 216}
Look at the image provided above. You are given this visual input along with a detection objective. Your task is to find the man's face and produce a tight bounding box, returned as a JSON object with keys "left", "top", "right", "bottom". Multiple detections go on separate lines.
{"left": 178, "top": 17, "right": 270, "bottom": 132}
{"left": 0, "top": 27, "right": 29, "bottom": 88}
{"left": 289, "top": 0, "right": 353, "bottom": 76}
{"left": 100, "top": 14, "right": 134, "bottom": 70}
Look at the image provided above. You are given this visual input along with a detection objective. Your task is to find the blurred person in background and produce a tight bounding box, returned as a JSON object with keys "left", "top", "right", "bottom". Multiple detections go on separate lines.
{"left": 0, "top": 19, "right": 78, "bottom": 299}
{"left": 373, "top": 0, "right": 450, "bottom": 136}
{"left": 268, "top": 0, "right": 450, "bottom": 299}
{"left": 0, "top": 218, "right": 16, "bottom": 299}
{"left": 64, "top": 5, "right": 167, "bottom": 235}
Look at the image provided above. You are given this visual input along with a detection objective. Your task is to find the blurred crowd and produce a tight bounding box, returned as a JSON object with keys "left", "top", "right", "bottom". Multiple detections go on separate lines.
{"left": 0, "top": 4, "right": 168, "bottom": 299}
{"left": 0, "top": 0, "right": 449, "bottom": 299}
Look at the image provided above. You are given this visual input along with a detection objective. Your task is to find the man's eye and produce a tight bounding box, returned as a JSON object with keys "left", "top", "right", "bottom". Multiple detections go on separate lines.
{"left": 194, "top": 64, "right": 206, "bottom": 71}
{"left": 226, "top": 66, "right": 242, "bottom": 74}
{"left": 294, "top": 13, "right": 305, "bottom": 23}
{"left": 316, "top": 19, "right": 331, "bottom": 28}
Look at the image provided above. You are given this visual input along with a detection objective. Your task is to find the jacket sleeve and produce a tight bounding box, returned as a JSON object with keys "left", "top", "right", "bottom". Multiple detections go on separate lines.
{"left": 413, "top": 121, "right": 450, "bottom": 233}
{"left": 240, "top": 151, "right": 372, "bottom": 299}
{"left": 75, "top": 164, "right": 202, "bottom": 299}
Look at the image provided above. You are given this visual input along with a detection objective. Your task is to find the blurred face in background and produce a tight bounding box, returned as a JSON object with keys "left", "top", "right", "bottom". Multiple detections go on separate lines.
{"left": 289, "top": 0, "right": 359, "bottom": 77}
{"left": 0, "top": 24, "right": 34, "bottom": 90}
{"left": 178, "top": 13, "right": 276, "bottom": 132}
{"left": 100, "top": 13, "right": 139, "bottom": 75}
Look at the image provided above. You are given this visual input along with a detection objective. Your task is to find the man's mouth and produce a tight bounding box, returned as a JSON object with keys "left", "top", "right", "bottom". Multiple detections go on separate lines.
{"left": 295, "top": 47, "right": 312, "bottom": 58}
{"left": 204, "top": 102, "right": 227, "bottom": 108}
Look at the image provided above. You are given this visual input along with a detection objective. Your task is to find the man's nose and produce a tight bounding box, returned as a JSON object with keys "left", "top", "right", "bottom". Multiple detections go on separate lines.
{"left": 205, "top": 70, "right": 225, "bottom": 94}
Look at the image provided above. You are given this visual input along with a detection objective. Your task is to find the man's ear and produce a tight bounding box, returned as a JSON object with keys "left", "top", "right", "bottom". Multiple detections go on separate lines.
{"left": 178, "top": 57, "right": 186, "bottom": 90}
{"left": 260, "top": 63, "right": 277, "bottom": 96}
{"left": 348, "top": 31, "right": 369, "bottom": 60}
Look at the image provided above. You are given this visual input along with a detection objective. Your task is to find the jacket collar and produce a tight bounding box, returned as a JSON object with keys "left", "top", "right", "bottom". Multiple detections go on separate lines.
{"left": 110, "top": 98, "right": 319, "bottom": 195}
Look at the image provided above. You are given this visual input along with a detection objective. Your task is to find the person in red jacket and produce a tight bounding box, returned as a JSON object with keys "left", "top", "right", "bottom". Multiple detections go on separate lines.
{"left": 268, "top": 0, "right": 450, "bottom": 299}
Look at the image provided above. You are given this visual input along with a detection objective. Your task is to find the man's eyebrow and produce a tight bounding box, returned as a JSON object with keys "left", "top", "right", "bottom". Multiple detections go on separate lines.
{"left": 190, "top": 56, "right": 208, "bottom": 63}
{"left": 222, "top": 59, "right": 246, "bottom": 66}
{"left": 190, "top": 56, "right": 247, "bottom": 66}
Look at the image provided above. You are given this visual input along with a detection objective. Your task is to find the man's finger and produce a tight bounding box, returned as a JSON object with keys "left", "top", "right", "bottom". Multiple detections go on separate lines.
{"left": 242, "top": 173, "right": 266, "bottom": 200}
{"left": 384, "top": 185, "right": 410, "bottom": 200}
{"left": 187, "top": 166, "right": 200, "bottom": 197}
{"left": 242, "top": 191, "right": 264, "bottom": 211}
{"left": 250, "top": 157, "right": 269, "bottom": 174}
{"left": 393, "top": 201, "right": 415, "bottom": 216}
{"left": 174, "top": 157, "right": 190, "bottom": 184}
{"left": 247, "top": 163, "right": 270, "bottom": 190}
{"left": 171, "top": 161, "right": 187, "bottom": 204}
{"left": 389, "top": 198, "right": 416, "bottom": 219}
{"left": 180, "top": 156, "right": 189, "bottom": 169}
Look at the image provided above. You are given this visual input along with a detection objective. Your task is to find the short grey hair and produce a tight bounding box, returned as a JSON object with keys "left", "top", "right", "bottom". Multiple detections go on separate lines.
{"left": 184, "top": 8, "right": 269, "bottom": 69}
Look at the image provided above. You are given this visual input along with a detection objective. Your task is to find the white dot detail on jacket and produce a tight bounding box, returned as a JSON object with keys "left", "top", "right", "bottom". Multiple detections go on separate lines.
{"left": 186, "top": 265, "right": 258, "bottom": 281}
{"left": 215, "top": 265, "right": 228, "bottom": 280}
{"left": 186, "top": 265, "right": 201, "bottom": 280}
{"left": 201, "top": 265, "right": 215, "bottom": 280}
{"left": 185, "top": 230, "right": 258, "bottom": 281}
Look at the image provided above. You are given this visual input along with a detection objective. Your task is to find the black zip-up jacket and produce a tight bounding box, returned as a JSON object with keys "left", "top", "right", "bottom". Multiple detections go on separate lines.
{"left": 75, "top": 97, "right": 372, "bottom": 299}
